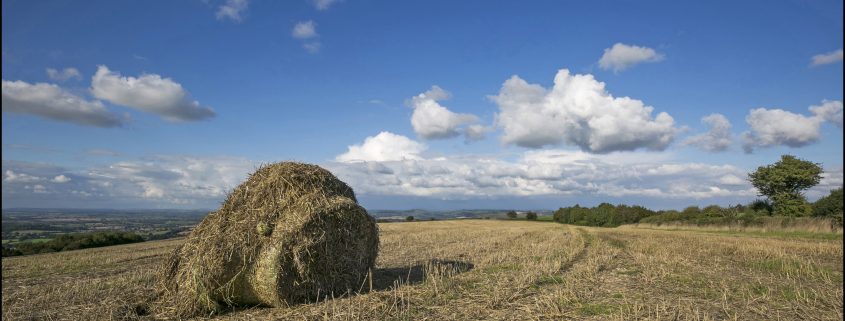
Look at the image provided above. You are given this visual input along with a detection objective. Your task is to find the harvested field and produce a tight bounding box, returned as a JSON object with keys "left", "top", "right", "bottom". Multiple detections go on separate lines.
{"left": 2, "top": 220, "right": 843, "bottom": 320}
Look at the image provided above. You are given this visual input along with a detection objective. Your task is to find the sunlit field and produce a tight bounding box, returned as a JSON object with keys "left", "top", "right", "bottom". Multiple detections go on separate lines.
{"left": 3, "top": 220, "right": 842, "bottom": 320}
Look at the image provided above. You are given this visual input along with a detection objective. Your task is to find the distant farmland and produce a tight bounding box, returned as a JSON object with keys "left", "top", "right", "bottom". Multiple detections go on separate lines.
{"left": 2, "top": 220, "right": 842, "bottom": 320}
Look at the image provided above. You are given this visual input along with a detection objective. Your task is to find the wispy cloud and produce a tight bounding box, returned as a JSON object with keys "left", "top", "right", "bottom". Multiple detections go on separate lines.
{"left": 311, "top": 0, "right": 342, "bottom": 10}
{"left": 46, "top": 68, "right": 82, "bottom": 81}
{"left": 86, "top": 149, "right": 121, "bottom": 157}
{"left": 303, "top": 42, "right": 321, "bottom": 54}
{"left": 293, "top": 21, "right": 321, "bottom": 53}
{"left": 292, "top": 20, "right": 319, "bottom": 39}
{"left": 216, "top": 0, "right": 248, "bottom": 22}
{"left": 2, "top": 156, "right": 256, "bottom": 207}
{"left": 811, "top": 49, "right": 843, "bottom": 66}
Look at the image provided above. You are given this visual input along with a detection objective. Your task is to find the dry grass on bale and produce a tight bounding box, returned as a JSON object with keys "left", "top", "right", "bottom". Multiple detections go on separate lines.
{"left": 158, "top": 162, "right": 379, "bottom": 317}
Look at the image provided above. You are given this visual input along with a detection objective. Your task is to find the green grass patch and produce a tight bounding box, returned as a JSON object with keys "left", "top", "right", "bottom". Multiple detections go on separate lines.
{"left": 749, "top": 258, "right": 842, "bottom": 282}
{"left": 482, "top": 263, "right": 520, "bottom": 274}
{"left": 750, "top": 284, "right": 770, "bottom": 296}
{"left": 577, "top": 303, "right": 616, "bottom": 316}
{"left": 779, "top": 286, "right": 799, "bottom": 300}
{"left": 533, "top": 275, "right": 565, "bottom": 286}
{"left": 669, "top": 275, "right": 722, "bottom": 300}
{"left": 638, "top": 227, "right": 842, "bottom": 240}
{"left": 752, "top": 258, "right": 801, "bottom": 273}
{"left": 749, "top": 258, "right": 835, "bottom": 280}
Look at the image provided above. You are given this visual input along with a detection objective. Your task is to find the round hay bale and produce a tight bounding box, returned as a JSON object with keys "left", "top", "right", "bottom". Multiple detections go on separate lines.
{"left": 160, "top": 162, "right": 379, "bottom": 316}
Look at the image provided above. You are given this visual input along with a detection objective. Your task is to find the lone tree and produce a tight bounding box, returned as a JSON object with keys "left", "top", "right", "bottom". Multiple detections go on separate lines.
{"left": 506, "top": 211, "right": 517, "bottom": 219}
{"left": 406, "top": 216, "right": 415, "bottom": 222}
{"left": 525, "top": 211, "right": 538, "bottom": 220}
{"left": 748, "top": 155, "right": 822, "bottom": 217}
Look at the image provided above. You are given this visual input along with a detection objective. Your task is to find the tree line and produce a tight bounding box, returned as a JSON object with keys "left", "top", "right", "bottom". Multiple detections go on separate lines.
{"left": 551, "top": 155, "right": 843, "bottom": 227}
{"left": 2, "top": 231, "right": 144, "bottom": 257}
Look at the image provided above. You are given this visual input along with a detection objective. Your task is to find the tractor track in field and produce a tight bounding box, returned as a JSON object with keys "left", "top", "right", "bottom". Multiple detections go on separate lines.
{"left": 559, "top": 228, "right": 592, "bottom": 274}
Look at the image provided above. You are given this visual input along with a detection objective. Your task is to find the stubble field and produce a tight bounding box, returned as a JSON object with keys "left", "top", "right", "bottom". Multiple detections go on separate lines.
{"left": 2, "top": 220, "right": 842, "bottom": 320}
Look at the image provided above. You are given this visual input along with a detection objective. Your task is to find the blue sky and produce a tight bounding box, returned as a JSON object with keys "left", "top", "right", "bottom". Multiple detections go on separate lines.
{"left": 2, "top": 0, "right": 843, "bottom": 210}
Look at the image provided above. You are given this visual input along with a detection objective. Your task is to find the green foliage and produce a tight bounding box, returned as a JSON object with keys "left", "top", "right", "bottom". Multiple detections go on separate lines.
{"left": 639, "top": 204, "right": 764, "bottom": 226}
{"left": 772, "top": 193, "right": 812, "bottom": 217}
{"left": 2, "top": 247, "right": 22, "bottom": 257}
{"left": 702, "top": 205, "right": 724, "bottom": 217}
{"left": 553, "top": 203, "right": 656, "bottom": 227}
{"left": 812, "top": 188, "right": 843, "bottom": 219}
{"left": 682, "top": 206, "right": 701, "bottom": 216}
{"left": 506, "top": 211, "right": 517, "bottom": 219}
{"left": 749, "top": 199, "right": 773, "bottom": 215}
{"left": 2, "top": 231, "right": 144, "bottom": 257}
{"left": 749, "top": 155, "right": 822, "bottom": 197}
{"left": 525, "top": 211, "right": 538, "bottom": 220}
{"left": 406, "top": 216, "right": 415, "bottom": 221}
{"left": 748, "top": 155, "right": 822, "bottom": 218}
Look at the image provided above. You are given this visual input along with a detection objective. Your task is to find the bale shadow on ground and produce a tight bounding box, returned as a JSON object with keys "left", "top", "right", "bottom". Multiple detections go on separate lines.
{"left": 369, "top": 259, "right": 474, "bottom": 291}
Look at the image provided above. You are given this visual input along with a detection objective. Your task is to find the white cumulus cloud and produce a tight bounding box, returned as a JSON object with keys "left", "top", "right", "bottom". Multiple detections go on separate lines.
{"left": 809, "top": 100, "right": 843, "bottom": 126}
{"left": 491, "top": 69, "right": 678, "bottom": 153}
{"left": 32, "top": 184, "right": 48, "bottom": 194}
{"left": 52, "top": 175, "right": 71, "bottom": 183}
{"left": 811, "top": 49, "right": 843, "bottom": 66}
{"left": 4, "top": 170, "right": 42, "bottom": 183}
{"left": 2, "top": 80, "right": 125, "bottom": 127}
{"left": 216, "top": 0, "right": 248, "bottom": 22}
{"left": 91, "top": 65, "right": 215, "bottom": 122}
{"left": 2, "top": 157, "right": 255, "bottom": 207}
{"left": 46, "top": 67, "right": 82, "bottom": 81}
{"left": 292, "top": 20, "right": 318, "bottom": 39}
{"left": 90, "top": 156, "right": 255, "bottom": 203}
{"left": 329, "top": 149, "right": 757, "bottom": 200}
{"left": 465, "top": 124, "right": 491, "bottom": 142}
{"left": 409, "top": 86, "right": 479, "bottom": 140}
{"left": 598, "top": 43, "right": 665, "bottom": 72}
{"left": 336, "top": 132, "right": 427, "bottom": 162}
{"left": 684, "top": 113, "right": 732, "bottom": 152}
{"left": 742, "top": 100, "right": 843, "bottom": 153}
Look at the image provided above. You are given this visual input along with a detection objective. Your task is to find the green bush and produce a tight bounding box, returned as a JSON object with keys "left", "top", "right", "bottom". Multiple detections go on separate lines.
{"left": 553, "top": 203, "right": 656, "bottom": 227}
{"left": 634, "top": 204, "right": 765, "bottom": 227}
{"left": 813, "top": 188, "right": 843, "bottom": 226}
{"left": 813, "top": 188, "right": 843, "bottom": 217}
{"left": 749, "top": 199, "right": 773, "bottom": 215}
{"left": 525, "top": 211, "right": 538, "bottom": 220}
